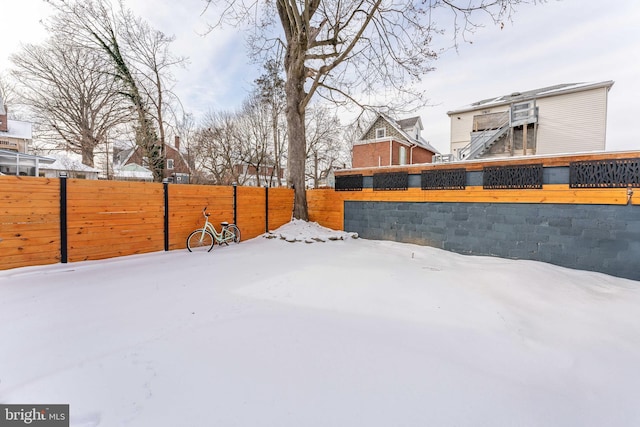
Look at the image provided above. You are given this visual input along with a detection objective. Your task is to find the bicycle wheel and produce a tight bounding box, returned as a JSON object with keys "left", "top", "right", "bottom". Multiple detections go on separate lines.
{"left": 186, "top": 229, "right": 215, "bottom": 252}
{"left": 227, "top": 224, "right": 241, "bottom": 243}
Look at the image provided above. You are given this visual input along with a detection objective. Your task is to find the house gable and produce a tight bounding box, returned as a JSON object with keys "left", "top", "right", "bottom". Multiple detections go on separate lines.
{"left": 360, "top": 115, "right": 410, "bottom": 144}
{"left": 353, "top": 113, "right": 437, "bottom": 168}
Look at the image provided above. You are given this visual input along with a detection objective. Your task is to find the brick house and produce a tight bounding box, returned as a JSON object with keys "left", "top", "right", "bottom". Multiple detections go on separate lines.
{"left": 113, "top": 136, "right": 192, "bottom": 183}
{"left": 352, "top": 113, "right": 439, "bottom": 168}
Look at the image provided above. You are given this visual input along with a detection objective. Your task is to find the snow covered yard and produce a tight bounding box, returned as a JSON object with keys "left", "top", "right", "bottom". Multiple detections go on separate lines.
{"left": 1, "top": 221, "right": 639, "bottom": 426}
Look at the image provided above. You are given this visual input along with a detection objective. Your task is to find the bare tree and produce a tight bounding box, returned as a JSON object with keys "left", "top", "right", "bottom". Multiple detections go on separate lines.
{"left": 120, "top": 8, "right": 188, "bottom": 166}
{"left": 46, "top": 0, "right": 184, "bottom": 182}
{"left": 255, "top": 57, "right": 287, "bottom": 187}
{"left": 11, "top": 36, "right": 129, "bottom": 166}
{"left": 174, "top": 112, "right": 197, "bottom": 173}
{"left": 193, "top": 110, "right": 247, "bottom": 185}
{"left": 236, "top": 94, "right": 274, "bottom": 187}
{"left": 0, "top": 72, "right": 16, "bottom": 108}
{"left": 206, "top": 0, "right": 538, "bottom": 219}
{"left": 305, "top": 104, "right": 346, "bottom": 188}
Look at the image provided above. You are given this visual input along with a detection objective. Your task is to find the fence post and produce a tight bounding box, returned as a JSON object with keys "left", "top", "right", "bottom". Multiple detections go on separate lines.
{"left": 265, "top": 185, "right": 269, "bottom": 233}
{"left": 233, "top": 184, "right": 237, "bottom": 226}
{"left": 163, "top": 179, "right": 169, "bottom": 251}
{"left": 59, "top": 173, "right": 68, "bottom": 263}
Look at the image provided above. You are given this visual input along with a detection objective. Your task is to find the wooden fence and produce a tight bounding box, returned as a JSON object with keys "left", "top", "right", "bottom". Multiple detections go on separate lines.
{"left": 308, "top": 151, "right": 640, "bottom": 231}
{"left": 1, "top": 177, "right": 293, "bottom": 270}
{"left": 3, "top": 151, "right": 638, "bottom": 274}
{"left": 308, "top": 151, "right": 640, "bottom": 281}
{"left": 1, "top": 177, "right": 61, "bottom": 269}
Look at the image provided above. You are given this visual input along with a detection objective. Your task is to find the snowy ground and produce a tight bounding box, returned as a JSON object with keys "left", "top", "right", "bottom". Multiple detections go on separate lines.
{"left": 1, "top": 220, "right": 639, "bottom": 426}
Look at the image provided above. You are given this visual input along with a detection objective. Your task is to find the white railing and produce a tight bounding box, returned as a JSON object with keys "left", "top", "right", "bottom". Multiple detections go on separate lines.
{"left": 457, "top": 111, "right": 510, "bottom": 160}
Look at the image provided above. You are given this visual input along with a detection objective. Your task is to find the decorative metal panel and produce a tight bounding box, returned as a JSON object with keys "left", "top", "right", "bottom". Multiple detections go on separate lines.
{"left": 569, "top": 158, "right": 640, "bottom": 188}
{"left": 335, "top": 174, "right": 363, "bottom": 191}
{"left": 483, "top": 164, "right": 543, "bottom": 189}
{"left": 421, "top": 168, "right": 466, "bottom": 190}
{"left": 373, "top": 172, "right": 408, "bottom": 191}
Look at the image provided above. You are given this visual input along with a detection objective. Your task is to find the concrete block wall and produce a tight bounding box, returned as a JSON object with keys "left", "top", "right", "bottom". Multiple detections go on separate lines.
{"left": 345, "top": 201, "right": 640, "bottom": 281}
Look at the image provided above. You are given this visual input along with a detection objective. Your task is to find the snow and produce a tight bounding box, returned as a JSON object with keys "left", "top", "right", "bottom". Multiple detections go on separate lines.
{"left": 42, "top": 155, "right": 101, "bottom": 173}
{"left": 264, "top": 218, "right": 358, "bottom": 242}
{"left": 1, "top": 221, "right": 639, "bottom": 426}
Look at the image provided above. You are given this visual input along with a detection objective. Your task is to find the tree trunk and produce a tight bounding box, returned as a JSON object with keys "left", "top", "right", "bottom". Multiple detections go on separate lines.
{"left": 81, "top": 145, "right": 94, "bottom": 167}
{"left": 284, "top": 71, "right": 308, "bottom": 220}
{"left": 273, "top": 112, "right": 281, "bottom": 187}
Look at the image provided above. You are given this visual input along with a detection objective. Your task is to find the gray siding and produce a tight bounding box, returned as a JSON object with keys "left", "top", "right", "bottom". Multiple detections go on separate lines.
{"left": 345, "top": 201, "right": 640, "bottom": 281}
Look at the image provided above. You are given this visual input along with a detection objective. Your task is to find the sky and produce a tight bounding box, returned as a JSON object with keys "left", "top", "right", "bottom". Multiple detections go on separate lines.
{"left": 1, "top": 220, "right": 639, "bottom": 425}
{"left": 0, "top": 0, "right": 639, "bottom": 154}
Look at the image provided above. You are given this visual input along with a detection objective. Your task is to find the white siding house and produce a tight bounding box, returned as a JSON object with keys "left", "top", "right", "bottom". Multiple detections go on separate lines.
{"left": 446, "top": 81, "right": 614, "bottom": 161}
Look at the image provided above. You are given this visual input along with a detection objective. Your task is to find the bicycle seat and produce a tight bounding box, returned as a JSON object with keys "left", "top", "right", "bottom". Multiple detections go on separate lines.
{"left": 220, "top": 221, "right": 229, "bottom": 226}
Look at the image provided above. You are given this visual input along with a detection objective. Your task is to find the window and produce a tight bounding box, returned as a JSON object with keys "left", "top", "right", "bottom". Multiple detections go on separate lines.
{"left": 167, "top": 158, "right": 174, "bottom": 170}
{"left": 375, "top": 127, "right": 386, "bottom": 138}
{"left": 399, "top": 146, "right": 407, "bottom": 165}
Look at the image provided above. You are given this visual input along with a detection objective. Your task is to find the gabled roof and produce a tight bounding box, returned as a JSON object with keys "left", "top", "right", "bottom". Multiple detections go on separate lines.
{"left": 361, "top": 112, "right": 439, "bottom": 154}
{"left": 40, "top": 155, "right": 101, "bottom": 173}
{"left": 447, "top": 80, "right": 614, "bottom": 115}
{"left": 396, "top": 116, "right": 423, "bottom": 131}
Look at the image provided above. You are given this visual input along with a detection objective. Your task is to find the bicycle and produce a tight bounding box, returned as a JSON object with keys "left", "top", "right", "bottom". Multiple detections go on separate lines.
{"left": 186, "top": 207, "right": 241, "bottom": 252}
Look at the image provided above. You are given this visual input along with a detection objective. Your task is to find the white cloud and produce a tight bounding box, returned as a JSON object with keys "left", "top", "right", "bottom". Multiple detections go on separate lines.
{"left": 1, "top": 0, "right": 639, "bottom": 152}
{"left": 417, "top": 0, "right": 640, "bottom": 153}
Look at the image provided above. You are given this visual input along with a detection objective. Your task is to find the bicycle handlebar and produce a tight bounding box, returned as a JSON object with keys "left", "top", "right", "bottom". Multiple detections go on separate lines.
{"left": 203, "top": 206, "right": 210, "bottom": 217}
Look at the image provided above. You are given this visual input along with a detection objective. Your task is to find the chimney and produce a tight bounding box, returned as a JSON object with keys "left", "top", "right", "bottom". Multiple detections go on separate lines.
{"left": 174, "top": 136, "right": 180, "bottom": 151}
{"left": 0, "top": 104, "right": 7, "bottom": 132}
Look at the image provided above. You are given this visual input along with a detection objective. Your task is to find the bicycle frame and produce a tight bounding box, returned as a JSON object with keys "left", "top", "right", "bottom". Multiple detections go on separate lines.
{"left": 196, "top": 207, "right": 236, "bottom": 245}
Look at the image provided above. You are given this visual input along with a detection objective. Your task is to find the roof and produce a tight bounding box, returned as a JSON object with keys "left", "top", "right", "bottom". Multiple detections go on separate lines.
{"left": 1, "top": 119, "right": 33, "bottom": 140}
{"left": 40, "top": 155, "right": 101, "bottom": 173}
{"left": 113, "top": 163, "right": 153, "bottom": 179}
{"left": 119, "top": 163, "right": 152, "bottom": 173}
{"left": 396, "top": 116, "right": 423, "bottom": 131}
{"left": 361, "top": 112, "right": 440, "bottom": 154}
{"left": 447, "top": 81, "right": 615, "bottom": 115}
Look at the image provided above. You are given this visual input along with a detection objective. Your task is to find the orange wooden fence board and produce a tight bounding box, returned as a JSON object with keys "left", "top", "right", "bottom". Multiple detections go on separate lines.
{"left": 307, "top": 184, "right": 634, "bottom": 232}
{"left": 267, "top": 188, "right": 294, "bottom": 231}
{"left": 0, "top": 176, "right": 61, "bottom": 269}
{"left": 66, "top": 179, "right": 164, "bottom": 262}
{"left": 236, "top": 186, "right": 267, "bottom": 240}
{"left": 2, "top": 171, "right": 635, "bottom": 271}
{"left": 167, "top": 185, "right": 234, "bottom": 250}
{"left": 337, "top": 151, "right": 640, "bottom": 175}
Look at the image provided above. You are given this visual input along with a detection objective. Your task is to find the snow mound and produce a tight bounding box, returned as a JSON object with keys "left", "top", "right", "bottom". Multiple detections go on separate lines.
{"left": 264, "top": 219, "right": 358, "bottom": 243}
